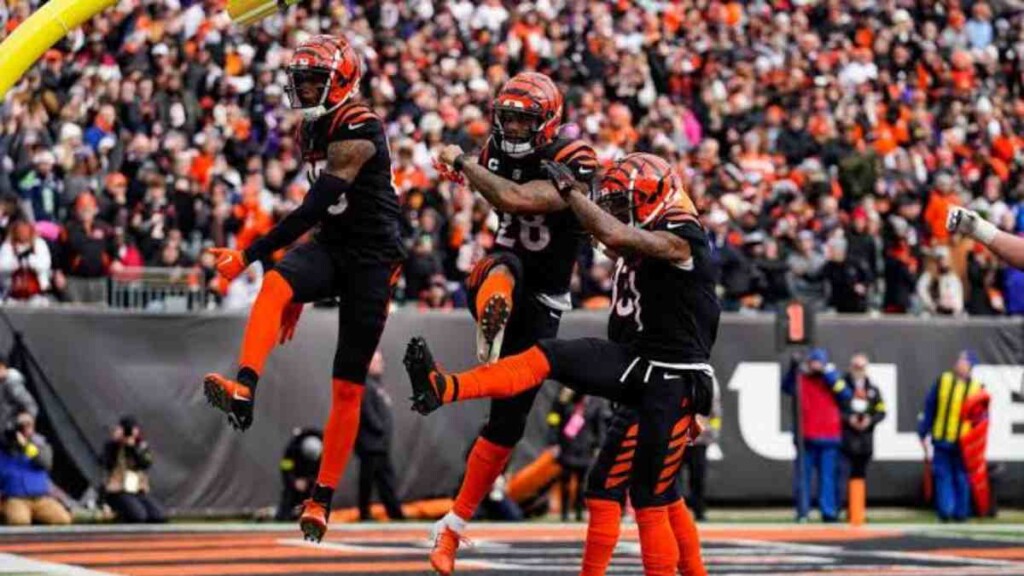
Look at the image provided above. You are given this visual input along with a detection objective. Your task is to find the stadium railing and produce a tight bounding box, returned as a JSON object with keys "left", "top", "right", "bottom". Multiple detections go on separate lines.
{"left": 107, "top": 267, "right": 210, "bottom": 312}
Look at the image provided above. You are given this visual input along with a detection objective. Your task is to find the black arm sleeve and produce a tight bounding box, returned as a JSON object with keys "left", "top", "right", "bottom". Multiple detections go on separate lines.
{"left": 244, "top": 173, "right": 353, "bottom": 263}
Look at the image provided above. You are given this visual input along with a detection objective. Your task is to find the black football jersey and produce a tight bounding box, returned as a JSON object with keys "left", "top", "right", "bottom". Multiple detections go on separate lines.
{"left": 607, "top": 217, "right": 721, "bottom": 363}
{"left": 478, "top": 136, "right": 598, "bottom": 299}
{"left": 299, "top": 101, "right": 404, "bottom": 264}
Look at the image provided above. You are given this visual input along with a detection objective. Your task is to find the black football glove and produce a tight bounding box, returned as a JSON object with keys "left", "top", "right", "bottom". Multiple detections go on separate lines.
{"left": 541, "top": 160, "right": 578, "bottom": 198}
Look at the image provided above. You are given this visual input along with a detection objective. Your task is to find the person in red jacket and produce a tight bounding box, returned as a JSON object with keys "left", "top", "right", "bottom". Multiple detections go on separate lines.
{"left": 783, "top": 348, "right": 851, "bottom": 522}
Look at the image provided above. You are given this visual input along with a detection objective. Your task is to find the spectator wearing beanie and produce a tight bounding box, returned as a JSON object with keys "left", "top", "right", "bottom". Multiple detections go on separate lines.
{"left": 59, "top": 193, "right": 116, "bottom": 304}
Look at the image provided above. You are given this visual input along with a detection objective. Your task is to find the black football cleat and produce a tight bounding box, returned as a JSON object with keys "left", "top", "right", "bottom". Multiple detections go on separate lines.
{"left": 403, "top": 337, "right": 452, "bottom": 415}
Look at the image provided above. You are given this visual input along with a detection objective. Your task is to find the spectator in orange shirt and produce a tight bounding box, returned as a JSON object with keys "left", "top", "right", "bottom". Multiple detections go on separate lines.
{"left": 231, "top": 187, "right": 273, "bottom": 254}
{"left": 924, "top": 173, "right": 962, "bottom": 246}
{"left": 393, "top": 142, "right": 429, "bottom": 197}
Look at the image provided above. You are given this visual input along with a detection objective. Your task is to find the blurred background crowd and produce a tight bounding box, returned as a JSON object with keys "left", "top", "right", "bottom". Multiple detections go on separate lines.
{"left": 1, "top": 0, "right": 1024, "bottom": 315}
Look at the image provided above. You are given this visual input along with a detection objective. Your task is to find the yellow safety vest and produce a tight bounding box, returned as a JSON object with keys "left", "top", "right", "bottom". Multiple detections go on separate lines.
{"left": 932, "top": 371, "right": 981, "bottom": 443}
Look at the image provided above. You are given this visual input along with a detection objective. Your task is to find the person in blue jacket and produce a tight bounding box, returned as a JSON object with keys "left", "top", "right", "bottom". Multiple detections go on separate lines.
{"left": 917, "top": 350, "right": 983, "bottom": 522}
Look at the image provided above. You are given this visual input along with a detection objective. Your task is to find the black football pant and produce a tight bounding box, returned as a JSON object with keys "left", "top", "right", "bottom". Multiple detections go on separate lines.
{"left": 536, "top": 337, "right": 713, "bottom": 509}
{"left": 275, "top": 241, "right": 399, "bottom": 383}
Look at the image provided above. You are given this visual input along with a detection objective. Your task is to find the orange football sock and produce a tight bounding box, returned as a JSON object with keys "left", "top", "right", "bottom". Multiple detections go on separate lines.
{"left": 449, "top": 346, "right": 551, "bottom": 402}
{"left": 635, "top": 506, "right": 680, "bottom": 576}
{"left": 452, "top": 437, "right": 514, "bottom": 520}
{"left": 667, "top": 499, "right": 706, "bottom": 576}
{"left": 316, "top": 379, "right": 364, "bottom": 488}
{"left": 475, "top": 267, "right": 515, "bottom": 319}
{"left": 580, "top": 498, "right": 622, "bottom": 576}
{"left": 238, "top": 270, "right": 294, "bottom": 376}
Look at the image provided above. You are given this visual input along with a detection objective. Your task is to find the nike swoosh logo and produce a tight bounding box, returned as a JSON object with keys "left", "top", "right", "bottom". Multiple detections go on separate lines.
{"left": 578, "top": 168, "right": 593, "bottom": 174}
{"left": 222, "top": 255, "right": 234, "bottom": 265}
{"left": 666, "top": 221, "right": 689, "bottom": 229}
{"left": 348, "top": 123, "right": 366, "bottom": 130}
{"left": 232, "top": 390, "right": 251, "bottom": 402}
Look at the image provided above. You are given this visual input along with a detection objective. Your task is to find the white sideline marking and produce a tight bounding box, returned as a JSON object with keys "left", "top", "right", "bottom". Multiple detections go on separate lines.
{"left": 0, "top": 553, "right": 117, "bottom": 575}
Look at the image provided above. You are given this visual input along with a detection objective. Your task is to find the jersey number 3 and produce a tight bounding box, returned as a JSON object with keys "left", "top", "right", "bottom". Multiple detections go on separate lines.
{"left": 612, "top": 260, "right": 643, "bottom": 330}
{"left": 496, "top": 213, "right": 551, "bottom": 251}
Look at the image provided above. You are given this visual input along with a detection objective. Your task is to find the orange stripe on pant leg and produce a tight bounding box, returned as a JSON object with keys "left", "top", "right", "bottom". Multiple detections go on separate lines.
{"left": 608, "top": 461, "right": 632, "bottom": 477}
{"left": 668, "top": 434, "right": 690, "bottom": 451}
{"left": 614, "top": 449, "right": 635, "bottom": 462}
{"left": 671, "top": 416, "right": 692, "bottom": 437}
{"left": 659, "top": 461, "right": 683, "bottom": 482}
{"left": 605, "top": 475, "right": 629, "bottom": 490}
{"left": 662, "top": 446, "right": 686, "bottom": 470}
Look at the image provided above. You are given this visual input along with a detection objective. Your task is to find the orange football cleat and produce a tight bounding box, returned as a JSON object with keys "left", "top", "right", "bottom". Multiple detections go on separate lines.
{"left": 429, "top": 525, "right": 466, "bottom": 575}
{"left": 202, "top": 373, "right": 254, "bottom": 431}
{"left": 299, "top": 498, "right": 330, "bottom": 543}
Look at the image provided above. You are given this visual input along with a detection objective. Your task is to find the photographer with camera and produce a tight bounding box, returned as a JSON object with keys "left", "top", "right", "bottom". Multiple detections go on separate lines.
{"left": 0, "top": 410, "right": 71, "bottom": 525}
{"left": 0, "top": 353, "right": 36, "bottom": 429}
{"left": 102, "top": 416, "right": 165, "bottom": 523}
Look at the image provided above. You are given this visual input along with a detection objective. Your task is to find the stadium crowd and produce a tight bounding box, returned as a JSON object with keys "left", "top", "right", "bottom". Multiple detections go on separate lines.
{"left": 1, "top": 0, "right": 1024, "bottom": 314}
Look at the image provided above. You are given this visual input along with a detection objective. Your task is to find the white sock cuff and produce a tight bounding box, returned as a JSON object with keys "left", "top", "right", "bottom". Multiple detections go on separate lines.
{"left": 444, "top": 511, "right": 469, "bottom": 534}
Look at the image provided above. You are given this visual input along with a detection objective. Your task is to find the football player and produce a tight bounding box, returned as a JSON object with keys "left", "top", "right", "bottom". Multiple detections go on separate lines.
{"left": 202, "top": 35, "right": 403, "bottom": 543}
{"left": 426, "top": 72, "right": 597, "bottom": 574}
{"left": 406, "top": 153, "right": 719, "bottom": 576}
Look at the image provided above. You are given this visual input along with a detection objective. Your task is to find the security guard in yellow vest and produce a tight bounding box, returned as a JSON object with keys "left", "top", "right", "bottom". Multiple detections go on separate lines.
{"left": 917, "top": 350, "right": 983, "bottom": 521}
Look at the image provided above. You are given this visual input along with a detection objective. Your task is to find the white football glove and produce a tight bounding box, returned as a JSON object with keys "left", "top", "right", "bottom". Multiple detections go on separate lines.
{"left": 947, "top": 206, "right": 998, "bottom": 245}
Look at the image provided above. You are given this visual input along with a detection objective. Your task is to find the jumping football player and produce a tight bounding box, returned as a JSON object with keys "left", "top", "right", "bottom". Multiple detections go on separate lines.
{"left": 406, "top": 153, "right": 719, "bottom": 576}
{"left": 202, "top": 35, "right": 403, "bottom": 542}
{"left": 947, "top": 206, "right": 1024, "bottom": 269}
{"left": 427, "top": 72, "right": 598, "bottom": 574}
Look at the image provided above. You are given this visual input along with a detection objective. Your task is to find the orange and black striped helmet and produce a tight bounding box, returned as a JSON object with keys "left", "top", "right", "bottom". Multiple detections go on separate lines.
{"left": 286, "top": 35, "right": 362, "bottom": 120}
{"left": 597, "top": 153, "right": 686, "bottom": 228}
{"left": 492, "top": 72, "right": 564, "bottom": 157}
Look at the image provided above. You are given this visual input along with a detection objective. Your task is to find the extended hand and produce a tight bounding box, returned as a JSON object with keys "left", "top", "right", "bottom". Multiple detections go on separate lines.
{"left": 541, "top": 160, "right": 578, "bottom": 198}
{"left": 947, "top": 206, "right": 997, "bottom": 244}
{"left": 207, "top": 248, "right": 248, "bottom": 282}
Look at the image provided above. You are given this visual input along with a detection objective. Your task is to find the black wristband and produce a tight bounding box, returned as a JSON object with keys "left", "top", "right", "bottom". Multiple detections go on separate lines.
{"left": 453, "top": 154, "right": 467, "bottom": 172}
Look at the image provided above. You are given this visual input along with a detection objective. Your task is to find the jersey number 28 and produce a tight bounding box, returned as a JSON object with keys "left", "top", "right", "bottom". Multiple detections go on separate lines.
{"left": 496, "top": 213, "right": 551, "bottom": 252}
